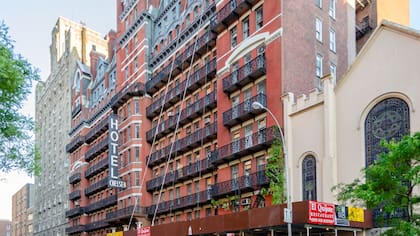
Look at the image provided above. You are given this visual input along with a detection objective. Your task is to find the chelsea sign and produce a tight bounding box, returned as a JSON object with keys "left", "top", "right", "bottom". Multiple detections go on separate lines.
{"left": 108, "top": 114, "right": 126, "bottom": 189}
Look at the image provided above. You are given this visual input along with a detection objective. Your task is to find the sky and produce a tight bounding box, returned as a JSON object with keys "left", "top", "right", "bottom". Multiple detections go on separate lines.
{"left": 0, "top": 0, "right": 115, "bottom": 220}
{"left": 0, "top": 0, "right": 419, "bottom": 221}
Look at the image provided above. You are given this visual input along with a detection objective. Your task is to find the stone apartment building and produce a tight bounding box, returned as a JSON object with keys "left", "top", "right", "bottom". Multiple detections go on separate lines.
{"left": 34, "top": 17, "right": 109, "bottom": 236}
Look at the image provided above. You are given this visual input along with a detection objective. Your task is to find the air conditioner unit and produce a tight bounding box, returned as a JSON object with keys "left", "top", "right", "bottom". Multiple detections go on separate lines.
{"left": 168, "top": 111, "right": 174, "bottom": 117}
{"left": 241, "top": 198, "right": 251, "bottom": 206}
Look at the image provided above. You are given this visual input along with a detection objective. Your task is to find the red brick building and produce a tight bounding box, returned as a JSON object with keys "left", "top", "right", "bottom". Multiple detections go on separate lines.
{"left": 66, "top": 1, "right": 368, "bottom": 235}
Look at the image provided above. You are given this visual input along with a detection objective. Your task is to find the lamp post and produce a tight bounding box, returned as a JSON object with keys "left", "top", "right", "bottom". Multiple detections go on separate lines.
{"left": 252, "top": 101, "right": 292, "bottom": 236}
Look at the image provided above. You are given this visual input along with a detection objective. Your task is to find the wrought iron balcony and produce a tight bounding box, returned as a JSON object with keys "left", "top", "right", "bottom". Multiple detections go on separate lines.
{"left": 69, "top": 172, "right": 82, "bottom": 185}
{"left": 65, "top": 225, "right": 85, "bottom": 234}
{"left": 106, "top": 206, "right": 147, "bottom": 222}
{"left": 147, "top": 189, "right": 213, "bottom": 215}
{"left": 84, "top": 158, "right": 109, "bottom": 178}
{"left": 85, "top": 118, "right": 109, "bottom": 144}
{"left": 356, "top": 16, "right": 373, "bottom": 40}
{"left": 84, "top": 195, "right": 117, "bottom": 214}
{"left": 66, "top": 135, "right": 85, "bottom": 153}
{"left": 223, "top": 55, "right": 266, "bottom": 93}
{"left": 178, "top": 92, "right": 217, "bottom": 126}
{"left": 149, "top": 3, "right": 216, "bottom": 70}
{"left": 146, "top": 80, "right": 187, "bottom": 119}
{"left": 85, "top": 177, "right": 109, "bottom": 196}
{"left": 147, "top": 122, "right": 217, "bottom": 167}
{"left": 146, "top": 116, "right": 178, "bottom": 143}
{"left": 212, "top": 0, "right": 260, "bottom": 33}
{"left": 212, "top": 170, "right": 268, "bottom": 198}
{"left": 146, "top": 63, "right": 172, "bottom": 94}
{"left": 110, "top": 82, "right": 145, "bottom": 110}
{"left": 84, "top": 221, "right": 109, "bottom": 232}
{"left": 69, "top": 189, "right": 81, "bottom": 201}
{"left": 71, "top": 104, "right": 81, "bottom": 118}
{"left": 84, "top": 138, "right": 108, "bottom": 162}
{"left": 186, "top": 58, "right": 217, "bottom": 92}
{"left": 146, "top": 58, "right": 217, "bottom": 119}
{"left": 65, "top": 206, "right": 84, "bottom": 218}
{"left": 146, "top": 151, "right": 217, "bottom": 192}
{"left": 175, "top": 32, "right": 217, "bottom": 71}
{"left": 223, "top": 93, "right": 267, "bottom": 127}
{"left": 213, "top": 126, "right": 277, "bottom": 164}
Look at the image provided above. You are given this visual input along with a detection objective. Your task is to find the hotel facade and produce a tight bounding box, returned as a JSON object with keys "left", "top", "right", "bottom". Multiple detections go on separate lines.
{"left": 64, "top": 1, "right": 381, "bottom": 235}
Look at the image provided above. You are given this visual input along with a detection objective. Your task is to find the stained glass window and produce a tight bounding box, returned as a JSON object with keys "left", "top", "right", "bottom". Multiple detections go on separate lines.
{"left": 365, "top": 98, "right": 410, "bottom": 166}
{"left": 302, "top": 155, "right": 317, "bottom": 201}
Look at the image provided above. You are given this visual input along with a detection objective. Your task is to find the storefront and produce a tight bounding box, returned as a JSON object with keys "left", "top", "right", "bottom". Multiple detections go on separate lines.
{"left": 122, "top": 201, "right": 372, "bottom": 236}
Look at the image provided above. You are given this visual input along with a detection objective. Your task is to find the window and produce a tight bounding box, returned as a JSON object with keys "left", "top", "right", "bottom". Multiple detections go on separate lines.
{"left": 329, "top": 0, "right": 336, "bottom": 18}
{"left": 316, "top": 54, "right": 323, "bottom": 78}
{"left": 135, "top": 146, "right": 140, "bottom": 162}
{"left": 315, "top": 0, "right": 322, "bottom": 8}
{"left": 329, "top": 62, "right": 336, "bottom": 80}
{"left": 135, "top": 171, "right": 140, "bottom": 186}
{"left": 256, "top": 6, "right": 263, "bottom": 30}
{"left": 315, "top": 18, "right": 322, "bottom": 42}
{"left": 231, "top": 26, "right": 237, "bottom": 48}
{"left": 329, "top": 29, "right": 336, "bottom": 52}
{"left": 135, "top": 124, "right": 140, "bottom": 138}
{"left": 125, "top": 67, "right": 129, "bottom": 80}
{"left": 302, "top": 155, "right": 317, "bottom": 200}
{"left": 134, "top": 57, "right": 138, "bottom": 71}
{"left": 134, "top": 100, "right": 139, "bottom": 114}
{"left": 242, "top": 17, "right": 249, "bottom": 39}
{"left": 365, "top": 98, "right": 410, "bottom": 166}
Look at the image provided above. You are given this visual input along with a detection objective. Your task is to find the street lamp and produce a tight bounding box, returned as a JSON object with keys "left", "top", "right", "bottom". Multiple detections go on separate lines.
{"left": 252, "top": 101, "right": 292, "bottom": 236}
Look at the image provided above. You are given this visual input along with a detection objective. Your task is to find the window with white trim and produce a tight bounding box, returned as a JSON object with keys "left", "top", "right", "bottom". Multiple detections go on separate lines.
{"left": 329, "top": 0, "right": 336, "bottom": 19}
{"left": 329, "top": 62, "right": 336, "bottom": 80}
{"left": 316, "top": 54, "right": 323, "bottom": 78}
{"left": 329, "top": 29, "right": 336, "bottom": 52}
{"left": 315, "top": 0, "right": 322, "bottom": 8}
{"left": 256, "top": 6, "right": 263, "bottom": 30}
{"left": 231, "top": 26, "right": 237, "bottom": 48}
{"left": 315, "top": 18, "right": 322, "bottom": 42}
{"left": 242, "top": 17, "right": 249, "bottom": 39}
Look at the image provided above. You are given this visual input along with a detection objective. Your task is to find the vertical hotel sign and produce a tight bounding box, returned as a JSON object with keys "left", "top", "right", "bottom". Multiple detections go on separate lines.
{"left": 108, "top": 114, "right": 126, "bottom": 189}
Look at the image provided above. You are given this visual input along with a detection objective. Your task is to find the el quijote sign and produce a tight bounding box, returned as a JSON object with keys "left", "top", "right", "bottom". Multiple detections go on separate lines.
{"left": 108, "top": 114, "right": 126, "bottom": 189}
{"left": 308, "top": 201, "right": 335, "bottom": 225}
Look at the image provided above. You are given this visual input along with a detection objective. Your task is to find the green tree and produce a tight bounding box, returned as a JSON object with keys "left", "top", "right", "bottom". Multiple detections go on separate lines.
{"left": 0, "top": 21, "right": 40, "bottom": 175}
{"left": 333, "top": 133, "right": 420, "bottom": 235}
{"left": 265, "top": 139, "right": 286, "bottom": 204}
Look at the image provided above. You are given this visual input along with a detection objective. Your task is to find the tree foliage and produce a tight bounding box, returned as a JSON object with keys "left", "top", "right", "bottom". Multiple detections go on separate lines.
{"left": 0, "top": 21, "right": 40, "bottom": 175}
{"left": 333, "top": 133, "right": 420, "bottom": 235}
{"left": 265, "top": 138, "right": 286, "bottom": 205}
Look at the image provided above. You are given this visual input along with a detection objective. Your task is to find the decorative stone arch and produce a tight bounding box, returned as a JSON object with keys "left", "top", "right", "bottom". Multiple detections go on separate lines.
{"left": 219, "top": 32, "right": 269, "bottom": 75}
{"left": 297, "top": 151, "right": 319, "bottom": 201}
{"left": 362, "top": 93, "right": 411, "bottom": 166}
{"left": 71, "top": 160, "right": 87, "bottom": 173}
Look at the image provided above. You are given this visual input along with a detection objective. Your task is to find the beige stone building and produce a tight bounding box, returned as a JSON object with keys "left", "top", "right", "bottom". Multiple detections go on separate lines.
{"left": 12, "top": 184, "right": 34, "bottom": 236}
{"left": 282, "top": 21, "right": 420, "bottom": 234}
{"left": 34, "top": 17, "right": 108, "bottom": 236}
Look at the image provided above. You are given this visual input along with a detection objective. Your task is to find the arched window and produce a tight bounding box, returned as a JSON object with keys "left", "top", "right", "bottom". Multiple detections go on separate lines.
{"left": 302, "top": 155, "right": 317, "bottom": 201}
{"left": 365, "top": 98, "right": 410, "bottom": 166}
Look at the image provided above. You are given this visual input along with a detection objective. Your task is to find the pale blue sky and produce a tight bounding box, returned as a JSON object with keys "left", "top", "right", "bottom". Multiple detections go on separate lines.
{"left": 0, "top": 0, "right": 419, "bottom": 220}
{"left": 0, "top": 0, "right": 115, "bottom": 220}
